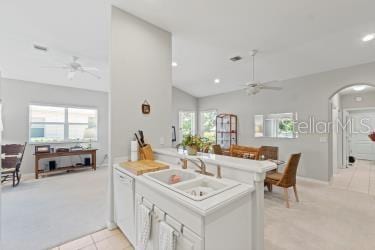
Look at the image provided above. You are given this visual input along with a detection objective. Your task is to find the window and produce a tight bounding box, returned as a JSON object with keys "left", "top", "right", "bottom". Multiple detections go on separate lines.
{"left": 68, "top": 108, "right": 98, "bottom": 141}
{"left": 254, "top": 113, "right": 297, "bottom": 139}
{"left": 200, "top": 110, "right": 217, "bottom": 142}
{"left": 178, "top": 111, "right": 196, "bottom": 141}
{"left": 29, "top": 105, "right": 98, "bottom": 143}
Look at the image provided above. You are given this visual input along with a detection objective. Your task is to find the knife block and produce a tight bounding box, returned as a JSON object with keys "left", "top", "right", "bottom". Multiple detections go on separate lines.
{"left": 139, "top": 144, "right": 154, "bottom": 160}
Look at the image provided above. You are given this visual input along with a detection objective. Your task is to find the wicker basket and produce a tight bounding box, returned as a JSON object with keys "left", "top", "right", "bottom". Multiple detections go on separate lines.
{"left": 186, "top": 146, "right": 198, "bottom": 155}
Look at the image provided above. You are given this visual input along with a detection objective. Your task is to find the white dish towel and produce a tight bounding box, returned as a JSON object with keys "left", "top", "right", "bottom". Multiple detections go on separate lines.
{"left": 159, "top": 221, "right": 177, "bottom": 250}
{"left": 177, "top": 237, "right": 194, "bottom": 250}
{"left": 137, "top": 204, "right": 152, "bottom": 250}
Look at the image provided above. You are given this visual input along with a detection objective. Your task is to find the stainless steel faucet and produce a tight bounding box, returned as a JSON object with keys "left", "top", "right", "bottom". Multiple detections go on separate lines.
{"left": 180, "top": 158, "right": 214, "bottom": 176}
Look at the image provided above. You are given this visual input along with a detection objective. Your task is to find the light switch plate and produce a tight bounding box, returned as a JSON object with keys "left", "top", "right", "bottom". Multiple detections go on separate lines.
{"left": 319, "top": 136, "right": 328, "bottom": 143}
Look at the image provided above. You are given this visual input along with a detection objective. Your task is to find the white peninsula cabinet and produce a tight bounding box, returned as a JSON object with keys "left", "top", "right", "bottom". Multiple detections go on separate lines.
{"left": 135, "top": 173, "right": 253, "bottom": 250}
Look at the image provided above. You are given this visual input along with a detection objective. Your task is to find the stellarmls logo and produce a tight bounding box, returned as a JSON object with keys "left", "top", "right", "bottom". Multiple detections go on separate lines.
{"left": 281, "top": 117, "right": 373, "bottom": 135}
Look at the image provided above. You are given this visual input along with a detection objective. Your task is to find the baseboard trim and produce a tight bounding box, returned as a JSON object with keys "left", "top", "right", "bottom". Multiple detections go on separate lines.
{"left": 297, "top": 175, "right": 329, "bottom": 185}
{"left": 106, "top": 221, "right": 117, "bottom": 230}
{"left": 21, "top": 164, "right": 108, "bottom": 178}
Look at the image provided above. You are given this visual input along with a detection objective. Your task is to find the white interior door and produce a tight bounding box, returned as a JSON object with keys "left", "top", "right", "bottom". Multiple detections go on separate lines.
{"left": 348, "top": 111, "right": 375, "bottom": 161}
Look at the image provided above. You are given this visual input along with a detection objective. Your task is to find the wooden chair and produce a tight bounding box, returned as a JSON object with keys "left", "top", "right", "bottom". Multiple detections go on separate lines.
{"left": 211, "top": 144, "right": 223, "bottom": 155}
{"left": 258, "top": 146, "right": 278, "bottom": 160}
{"left": 264, "top": 153, "right": 301, "bottom": 208}
{"left": 229, "top": 145, "right": 260, "bottom": 159}
{"left": 1, "top": 142, "right": 27, "bottom": 187}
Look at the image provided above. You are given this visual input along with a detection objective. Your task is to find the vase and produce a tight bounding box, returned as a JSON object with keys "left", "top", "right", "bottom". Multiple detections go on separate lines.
{"left": 186, "top": 146, "right": 198, "bottom": 155}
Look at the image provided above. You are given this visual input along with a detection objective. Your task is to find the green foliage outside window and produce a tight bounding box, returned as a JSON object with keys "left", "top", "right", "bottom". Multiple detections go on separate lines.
{"left": 278, "top": 119, "right": 294, "bottom": 137}
{"left": 201, "top": 111, "right": 216, "bottom": 143}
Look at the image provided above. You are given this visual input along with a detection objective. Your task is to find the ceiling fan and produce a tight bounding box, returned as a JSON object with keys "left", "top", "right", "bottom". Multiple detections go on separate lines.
{"left": 242, "top": 50, "right": 282, "bottom": 95}
{"left": 46, "top": 56, "right": 101, "bottom": 80}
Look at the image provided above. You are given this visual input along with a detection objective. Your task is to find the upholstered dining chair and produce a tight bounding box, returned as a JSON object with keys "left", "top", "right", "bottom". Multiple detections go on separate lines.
{"left": 264, "top": 153, "right": 302, "bottom": 208}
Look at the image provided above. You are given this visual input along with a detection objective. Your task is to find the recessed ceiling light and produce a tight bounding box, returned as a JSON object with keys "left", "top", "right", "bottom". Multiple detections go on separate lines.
{"left": 214, "top": 78, "right": 220, "bottom": 84}
{"left": 352, "top": 85, "right": 367, "bottom": 91}
{"left": 362, "top": 33, "right": 375, "bottom": 42}
{"left": 172, "top": 62, "right": 178, "bottom": 67}
{"left": 355, "top": 96, "right": 363, "bottom": 102}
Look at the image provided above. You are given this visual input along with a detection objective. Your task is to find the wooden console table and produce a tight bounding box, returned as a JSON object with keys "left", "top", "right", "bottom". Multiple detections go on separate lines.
{"left": 34, "top": 149, "right": 97, "bottom": 179}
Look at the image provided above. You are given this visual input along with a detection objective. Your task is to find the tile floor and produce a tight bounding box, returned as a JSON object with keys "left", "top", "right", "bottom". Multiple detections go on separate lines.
{"left": 265, "top": 175, "right": 375, "bottom": 250}
{"left": 51, "top": 161, "right": 375, "bottom": 250}
{"left": 330, "top": 160, "right": 375, "bottom": 195}
{"left": 51, "top": 229, "right": 134, "bottom": 250}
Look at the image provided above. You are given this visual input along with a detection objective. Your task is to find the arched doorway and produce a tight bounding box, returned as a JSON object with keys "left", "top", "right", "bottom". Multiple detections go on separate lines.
{"left": 328, "top": 83, "right": 375, "bottom": 182}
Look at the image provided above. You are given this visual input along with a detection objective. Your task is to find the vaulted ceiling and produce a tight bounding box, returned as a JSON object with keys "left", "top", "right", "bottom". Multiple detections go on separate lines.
{"left": 1, "top": 0, "right": 375, "bottom": 96}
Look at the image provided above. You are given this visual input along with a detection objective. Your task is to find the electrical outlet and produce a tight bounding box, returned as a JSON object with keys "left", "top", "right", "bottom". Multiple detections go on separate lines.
{"left": 160, "top": 137, "right": 165, "bottom": 145}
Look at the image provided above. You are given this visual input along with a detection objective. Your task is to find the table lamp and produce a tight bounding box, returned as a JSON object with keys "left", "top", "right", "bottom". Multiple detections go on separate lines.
{"left": 83, "top": 128, "right": 96, "bottom": 149}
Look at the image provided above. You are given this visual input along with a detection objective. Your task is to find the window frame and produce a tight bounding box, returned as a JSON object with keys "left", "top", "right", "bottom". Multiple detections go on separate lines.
{"left": 178, "top": 110, "right": 196, "bottom": 142}
{"left": 28, "top": 103, "right": 99, "bottom": 144}
{"left": 254, "top": 112, "right": 298, "bottom": 139}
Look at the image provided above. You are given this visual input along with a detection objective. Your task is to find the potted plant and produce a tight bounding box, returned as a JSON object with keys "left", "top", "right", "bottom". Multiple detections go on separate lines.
{"left": 181, "top": 134, "right": 204, "bottom": 155}
{"left": 369, "top": 131, "right": 375, "bottom": 142}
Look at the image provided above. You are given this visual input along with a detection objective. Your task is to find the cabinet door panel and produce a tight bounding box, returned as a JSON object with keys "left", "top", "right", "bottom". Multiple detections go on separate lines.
{"left": 135, "top": 195, "right": 203, "bottom": 250}
{"left": 166, "top": 215, "right": 202, "bottom": 250}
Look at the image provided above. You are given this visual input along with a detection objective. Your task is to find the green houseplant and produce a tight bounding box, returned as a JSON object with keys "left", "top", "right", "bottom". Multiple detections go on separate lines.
{"left": 181, "top": 134, "right": 204, "bottom": 155}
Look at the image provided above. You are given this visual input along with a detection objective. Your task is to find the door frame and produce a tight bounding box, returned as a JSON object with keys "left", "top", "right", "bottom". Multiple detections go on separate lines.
{"left": 328, "top": 83, "right": 375, "bottom": 181}
{"left": 343, "top": 107, "right": 375, "bottom": 164}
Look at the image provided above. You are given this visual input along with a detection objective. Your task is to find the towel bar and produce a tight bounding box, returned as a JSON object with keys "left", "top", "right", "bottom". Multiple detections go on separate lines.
{"left": 139, "top": 196, "right": 182, "bottom": 237}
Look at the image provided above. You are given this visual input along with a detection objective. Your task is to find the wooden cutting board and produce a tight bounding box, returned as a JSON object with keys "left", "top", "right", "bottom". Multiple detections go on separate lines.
{"left": 120, "top": 160, "right": 169, "bottom": 176}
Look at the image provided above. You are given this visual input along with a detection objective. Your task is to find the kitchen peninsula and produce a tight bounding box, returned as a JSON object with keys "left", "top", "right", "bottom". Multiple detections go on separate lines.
{"left": 113, "top": 148, "right": 276, "bottom": 250}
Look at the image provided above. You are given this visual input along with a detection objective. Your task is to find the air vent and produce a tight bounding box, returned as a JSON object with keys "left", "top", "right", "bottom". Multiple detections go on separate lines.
{"left": 33, "top": 44, "right": 48, "bottom": 52}
{"left": 230, "top": 56, "right": 242, "bottom": 62}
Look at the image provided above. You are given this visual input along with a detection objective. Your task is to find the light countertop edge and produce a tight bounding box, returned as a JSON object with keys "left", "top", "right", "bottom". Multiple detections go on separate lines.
{"left": 153, "top": 148, "right": 277, "bottom": 173}
{"left": 114, "top": 163, "right": 254, "bottom": 216}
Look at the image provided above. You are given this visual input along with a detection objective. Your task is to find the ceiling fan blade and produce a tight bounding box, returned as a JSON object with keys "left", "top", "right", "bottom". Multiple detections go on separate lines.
{"left": 81, "top": 67, "right": 99, "bottom": 72}
{"left": 84, "top": 70, "right": 101, "bottom": 79}
{"left": 261, "top": 80, "right": 280, "bottom": 85}
{"left": 241, "top": 82, "right": 259, "bottom": 87}
{"left": 42, "top": 65, "right": 70, "bottom": 69}
{"left": 261, "top": 86, "right": 283, "bottom": 90}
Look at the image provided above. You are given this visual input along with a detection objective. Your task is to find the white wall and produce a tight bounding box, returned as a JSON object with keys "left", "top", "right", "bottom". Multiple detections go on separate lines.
{"left": 172, "top": 87, "right": 198, "bottom": 143}
{"left": 341, "top": 89, "right": 375, "bottom": 109}
{"left": 110, "top": 7, "right": 172, "bottom": 159}
{"left": 330, "top": 93, "right": 341, "bottom": 174}
{"left": 2, "top": 78, "right": 109, "bottom": 174}
{"left": 199, "top": 61, "right": 375, "bottom": 181}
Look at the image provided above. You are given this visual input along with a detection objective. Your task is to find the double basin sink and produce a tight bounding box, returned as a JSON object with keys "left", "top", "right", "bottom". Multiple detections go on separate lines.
{"left": 143, "top": 169, "right": 240, "bottom": 201}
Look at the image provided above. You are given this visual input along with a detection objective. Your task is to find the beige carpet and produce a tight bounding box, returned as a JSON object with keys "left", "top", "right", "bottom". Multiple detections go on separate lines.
{"left": 1, "top": 167, "right": 108, "bottom": 250}
{"left": 264, "top": 178, "right": 375, "bottom": 250}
